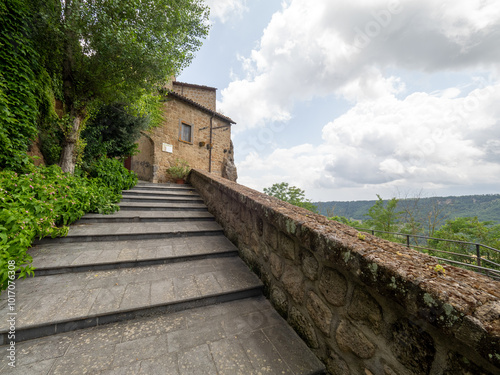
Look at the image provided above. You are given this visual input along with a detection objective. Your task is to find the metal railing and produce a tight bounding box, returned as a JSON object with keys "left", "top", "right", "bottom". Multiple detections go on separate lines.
{"left": 353, "top": 227, "right": 500, "bottom": 280}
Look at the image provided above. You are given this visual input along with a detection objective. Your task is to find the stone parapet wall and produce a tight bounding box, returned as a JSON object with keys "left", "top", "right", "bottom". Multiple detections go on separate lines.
{"left": 189, "top": 169, "right": 500, "bottom": 375}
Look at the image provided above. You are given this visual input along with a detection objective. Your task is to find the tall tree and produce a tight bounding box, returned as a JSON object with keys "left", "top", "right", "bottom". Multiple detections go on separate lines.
{"left": 32, "top": 0, "right": 209, "bottom": 173}
{"left": 365, "top": 194, "right": 401, "bottom": 233}
{"left": 264, "top": 182, "right": 318, "bottom": 213}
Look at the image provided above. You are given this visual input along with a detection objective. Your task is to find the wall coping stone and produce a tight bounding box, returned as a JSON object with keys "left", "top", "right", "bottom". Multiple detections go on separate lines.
{"left": 189, "top": 169, "right": 500, "bottom": 370}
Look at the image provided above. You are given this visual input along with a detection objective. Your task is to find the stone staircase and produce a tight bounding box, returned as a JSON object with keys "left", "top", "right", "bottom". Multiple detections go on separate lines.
{"left": 0, "top": 182, "right": 325, "bottom": 374}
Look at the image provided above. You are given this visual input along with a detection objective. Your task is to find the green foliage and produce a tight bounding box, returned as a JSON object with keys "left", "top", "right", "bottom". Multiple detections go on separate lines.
{"left": 0, "top": 162, "right": 137, "bottom": 292}
{"left": 264, "top": 182, "right": 318, "bottom": 213}
{"left": 428, "top": 217, "right": 500, "bottom": 269}
{"left": 81, "top": 103, "right": 149, "bottom": 164}
{"left": 316, "top": 194, "right": 500, "bottom": 226}
{"left": 85, "top": 157, "right": 138, "bottom": 195}
{"left": 167, "top": 159, "right": 191, "bottom": 180}
{"left": 0, "top": 0, "right": 39, "bottom": 171}
{"left": 365, "top": 195, "right": 401, "bottom": 239}
{"left": 31, "top": 0, "right": 210, "bottom": 171}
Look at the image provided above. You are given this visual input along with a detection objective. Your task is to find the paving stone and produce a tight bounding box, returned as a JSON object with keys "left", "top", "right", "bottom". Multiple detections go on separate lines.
{"left": 112, "top": 335, "right": 169, "bottom": 368}
{"left": 210, "top": 338, "right": 255, "bottom": 374}
{"left": 177, "top": 344, "right": 218, "bottom": 375}
{"left": 167, "top": 320, "right": 226, "bottom": 353}
{"left": 138, "top": 355, "right": 180, "bottom": 375}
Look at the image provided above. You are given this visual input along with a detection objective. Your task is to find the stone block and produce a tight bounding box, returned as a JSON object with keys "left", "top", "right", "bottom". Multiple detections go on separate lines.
{"left": 281, "top": 264, "right": 305, "bottom": 304}
{"left": 264, "top": 223, "right": 278, "bottom": 250}
{"left": 270, "top": 286, "right": 288, "bottom": 319}
{"left": 348, "top": 287, "right": 383, "bottom": 333}
{"left": 336, "top": 320, "right": 376, "bottom": 359}
{"left": 443, "top": 351, "right": 491, "bottom": 375}
{"left": 326, "top": 347, "right": 351, "bottom": 375}
{"left": 270, "top": 252, "right": 284, "bottom": 279}
{"left": 300, "top": 248, "right": 319, "bottom": 281}
{"left": 390, "top": 319, "right": 435, "bottom": 374}
{"left": 306, "top": 291, "right": 332, "bottom": 336}
{"left": 279, "top": 232, "right": 296, "bottom": 260}
{"left": 289, "top": 307, "right": 319, "bottom": 349}
{"left": 319, "top": 267, "right": 348, "bottom": 307}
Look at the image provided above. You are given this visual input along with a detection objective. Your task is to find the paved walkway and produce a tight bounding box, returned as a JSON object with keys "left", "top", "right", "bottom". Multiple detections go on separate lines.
{"left": 0, "top": 182, "right": 325, "bottom": 374}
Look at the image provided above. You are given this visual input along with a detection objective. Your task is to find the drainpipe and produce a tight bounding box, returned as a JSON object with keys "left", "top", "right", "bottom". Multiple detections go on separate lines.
{"left": 209, "top": 114, "right": 214, "bottom": 173}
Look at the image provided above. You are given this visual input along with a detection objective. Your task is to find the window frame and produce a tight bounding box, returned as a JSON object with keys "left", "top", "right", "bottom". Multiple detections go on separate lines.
{"left": 178, "top": 120, "right": 193, "bottom": 144}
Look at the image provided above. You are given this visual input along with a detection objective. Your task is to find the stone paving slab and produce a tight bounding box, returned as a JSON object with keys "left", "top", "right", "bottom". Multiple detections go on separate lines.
{"left": 121, "top": 195, "right": 204, "bottom": 203}
{"left": 63, "top": 221, "right": 223, "bottom": 236}
{"left": 0, "top": 257, "right": 262, "bottom": 337}
{"left": 0, "top": 296, "right": 326, "bottom": 374}
{"left": 77, "top": 210, "right": 215, "bottom": 223}
{"left": 123, "top": 189, "right": 201, "bottom": 198}
{"left": 118, "top": 201, "right": 207, "bottom": 211}
{"left": 34, "top": 221, "right": 224, "bottom": 244}
{"left": 28, "top": 235, "right": 236, "bottom": 271}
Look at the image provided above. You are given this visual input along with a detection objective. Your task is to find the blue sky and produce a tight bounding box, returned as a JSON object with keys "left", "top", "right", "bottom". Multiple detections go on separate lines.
{"left": 179, "top": 0, "right": 500, "bottom": 202}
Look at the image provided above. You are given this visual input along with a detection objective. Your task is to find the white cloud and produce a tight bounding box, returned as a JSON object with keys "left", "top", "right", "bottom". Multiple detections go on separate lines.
{"left": 237, "top": 81, "right": 500, "bottom": 201}
{"left": 204, "top": 0, "right": 248, "bottom": 24}
{"left": 220, "top": 0, "right": 500, "bottom": 130}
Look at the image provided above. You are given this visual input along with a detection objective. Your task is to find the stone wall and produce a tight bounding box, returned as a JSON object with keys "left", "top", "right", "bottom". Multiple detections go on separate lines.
{"left": 172, "top": 81, "right": 216, "bottom": 112}
{"left": 189, "top": 169, "right": 500, "bottom": 375}
{"left": 131, "top": 99, "right": 232, "bottom": 183}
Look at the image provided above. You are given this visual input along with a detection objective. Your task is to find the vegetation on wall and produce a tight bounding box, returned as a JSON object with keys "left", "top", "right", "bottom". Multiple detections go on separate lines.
{"left": 0, "top": 161, "right": 137, "bottom": 291}
{"left": 0, "top": 0, "right": 40, "bottom": 171}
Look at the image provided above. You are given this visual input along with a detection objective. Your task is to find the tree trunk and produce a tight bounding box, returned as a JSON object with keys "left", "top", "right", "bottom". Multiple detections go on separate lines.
{"left": 59, "top": 114, "right": 83, "bottom": 174}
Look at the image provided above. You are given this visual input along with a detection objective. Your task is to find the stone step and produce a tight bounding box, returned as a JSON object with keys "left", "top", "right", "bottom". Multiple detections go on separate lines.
{"left": 118, "top": 201, "right": 208, "bottom": 211}
{"left": 28, "top": 235, "right": 238, "bottom": 276}
{"left": 35, "top": 221, "right": 224, "bottom": 244}
{"left": 76, "top": 210, "right": 215, "bottom": 224}
{"left": 120, "top": 195, "right": 204, "bottom": 204}
{"left": 134, "top": 182, "right": 196, "bottom": 192}
{"left": 123, "top": 189, "right": 202, "bottom": 199}
{"left": 0, "top": 257, "right": 264, "bottom": 345}
{"left": 0, "top": 296, "right": 326, "bottom": 375}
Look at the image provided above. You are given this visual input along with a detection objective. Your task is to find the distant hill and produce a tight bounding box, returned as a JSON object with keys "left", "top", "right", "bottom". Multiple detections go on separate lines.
{"left": 314, "top": 194, "right": 500, "bottom": 225}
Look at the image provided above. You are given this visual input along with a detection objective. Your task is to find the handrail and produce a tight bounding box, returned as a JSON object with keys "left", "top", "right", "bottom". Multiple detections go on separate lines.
{"left": 352, "top": 226, "right": 500, "bottom": 280}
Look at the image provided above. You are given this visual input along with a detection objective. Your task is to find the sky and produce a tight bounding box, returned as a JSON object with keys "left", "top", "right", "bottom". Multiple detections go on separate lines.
{"left": 178, "top": 0, "right": 500, "bottom": 202}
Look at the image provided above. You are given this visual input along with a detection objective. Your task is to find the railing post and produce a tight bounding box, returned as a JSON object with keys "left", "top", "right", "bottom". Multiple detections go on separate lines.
{"left": 476, "top": 244, "right": 481, "bottom": 267}
{"left": 371, "top": 230, "right": 375, "bottom": 236}
{"left": 406, "top": 235, "right": 410, "bottom": 248}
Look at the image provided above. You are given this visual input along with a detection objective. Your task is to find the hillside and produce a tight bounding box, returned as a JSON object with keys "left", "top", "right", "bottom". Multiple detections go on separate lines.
{"left": 315, "top": 194, "right": 500, "bottom": 224}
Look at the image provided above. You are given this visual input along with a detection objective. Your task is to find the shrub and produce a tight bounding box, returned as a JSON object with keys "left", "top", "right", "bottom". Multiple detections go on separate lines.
{"left": 0, "top": 161, "right": 137, "bottom": 291}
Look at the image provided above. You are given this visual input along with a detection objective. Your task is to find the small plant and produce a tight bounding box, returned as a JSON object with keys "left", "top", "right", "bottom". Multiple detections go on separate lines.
{"left": 357, "top": 233, "right": 366, "bottom": 240}
{"left": 167, "top": 159, "right": 190, "bottom": 180}
{"left": 429, "top": 264, "right": 446, "bottom": 276}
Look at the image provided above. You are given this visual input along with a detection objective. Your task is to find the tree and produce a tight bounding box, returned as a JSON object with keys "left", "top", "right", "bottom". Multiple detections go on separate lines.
{"left": 365, "top": 195, "right": 401, "bottom": 234}
{"left": 32, "top": 0, "right": 210, "bottom": 173}
{"left": 81, "top": 103, "right": 149, "bottom": 164}
{"left": 264, "top": 182, "right": 318, "bottom": 212}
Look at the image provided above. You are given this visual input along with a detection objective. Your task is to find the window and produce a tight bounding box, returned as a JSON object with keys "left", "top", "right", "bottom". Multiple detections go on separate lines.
{"left": 179, "top": 121, "right": 193, "bottom": 143}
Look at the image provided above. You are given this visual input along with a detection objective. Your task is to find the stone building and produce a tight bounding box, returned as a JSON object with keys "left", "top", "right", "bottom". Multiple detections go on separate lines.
{"left": 130, "top": 79, "right": 237, "bottom": 183}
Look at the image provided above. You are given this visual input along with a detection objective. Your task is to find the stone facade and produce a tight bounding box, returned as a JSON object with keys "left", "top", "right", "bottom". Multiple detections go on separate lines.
{"left": 131, "top": 80, "right": 236, "bottom": 183}
{"left": 172, "top": 81, "right": 216, "bottom": 111}
{"left": 189, "top": 169, "right": 500, "bottom": 375}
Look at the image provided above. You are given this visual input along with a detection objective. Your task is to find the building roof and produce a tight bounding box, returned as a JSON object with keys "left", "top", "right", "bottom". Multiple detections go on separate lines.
{"left": 173, "top": 81, "right": 217, "bottom": 92}
{"left": 163, "top": 91, "right": 236, "bottom": 124}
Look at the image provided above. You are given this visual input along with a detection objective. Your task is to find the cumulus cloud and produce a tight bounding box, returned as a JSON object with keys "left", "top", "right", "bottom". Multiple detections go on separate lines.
{"left": 220, "top": 0, "right": 500, "bottom": 130}
{"left": 237, "top": 81, "right": 500, "bottom": 200}
{"left": 204, "top": 0, "right": 248, "bottom": 24}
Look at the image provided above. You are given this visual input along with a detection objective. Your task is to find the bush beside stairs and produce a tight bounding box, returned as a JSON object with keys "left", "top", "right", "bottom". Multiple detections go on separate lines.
{"left": 0, "top": 182, "right": 325, "bottom": 374}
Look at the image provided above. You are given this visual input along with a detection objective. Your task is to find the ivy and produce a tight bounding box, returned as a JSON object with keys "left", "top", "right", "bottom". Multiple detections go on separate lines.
{"left": 0, "top": 0, "right": 39, "bottom": 171}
